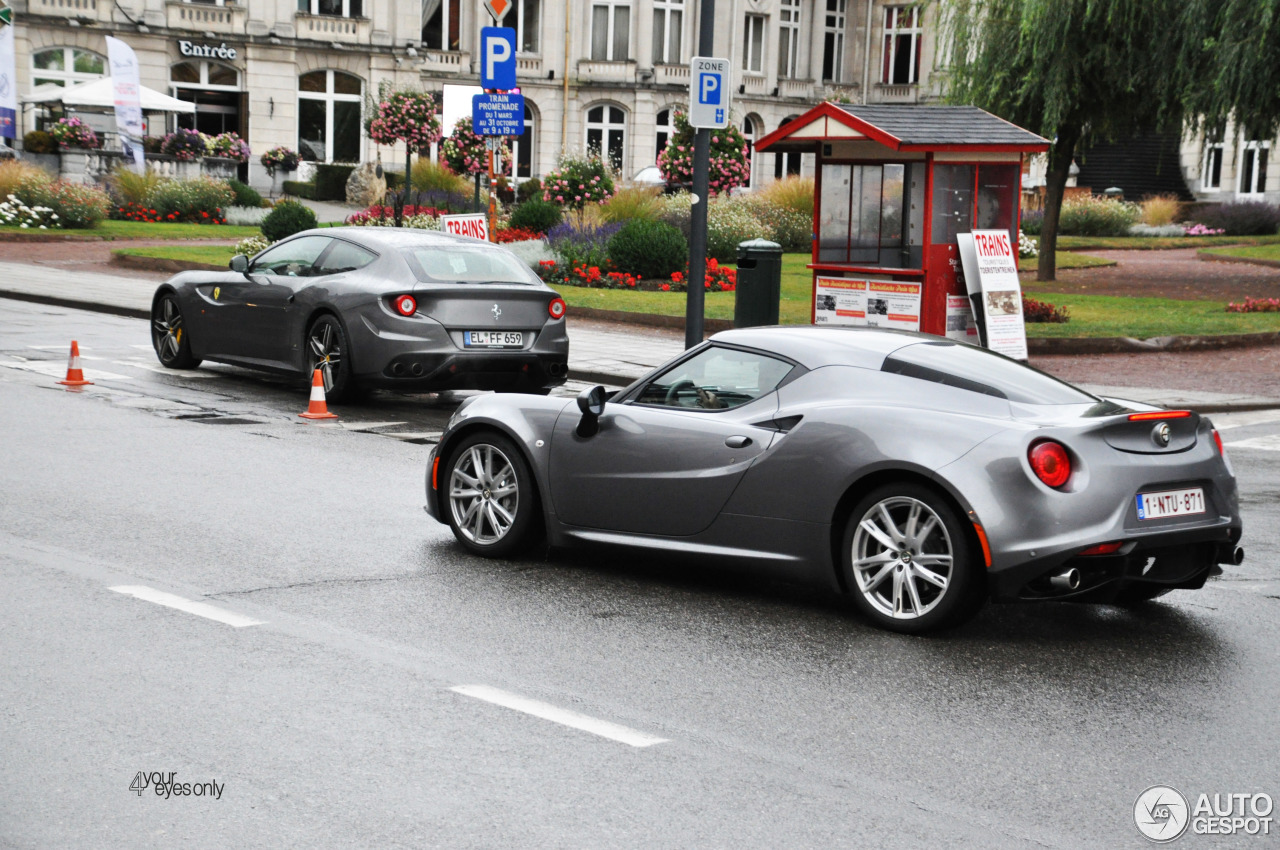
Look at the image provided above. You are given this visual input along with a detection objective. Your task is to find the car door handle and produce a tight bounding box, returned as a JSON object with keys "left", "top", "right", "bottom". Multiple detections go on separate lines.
{"left": 725, "top": 435, "right": 752, "bottom": 449}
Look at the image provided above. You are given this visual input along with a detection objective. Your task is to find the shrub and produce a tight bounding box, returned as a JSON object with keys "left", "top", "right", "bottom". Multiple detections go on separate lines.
{"left": 105, "top": 166, "right": 162, "bottom": 205}
{"left": 385, "top": 171, "right": 405, "bottom": 191}
{"left": 1056, "top": 194, "right": 1140, "bottom": 236}
{"left": 1139, "top": 193, "right": 1181, "bottom": 226}
{"left": 226, "top": 178, "right": 263, "bottom": 209}
{"left": 146, "top": 176, "right": 234, "bottom": 224}
{"left": 314, "top": 164, "right": 356, "bottom": 201}
{"left": 508, "top": 197, "right": 562, "bottom": 234}
{"left": 546, "top": 220, "right": 622, "bottom": 268}
{"left": 411, "top": 158, "right": 472, "bottom": 194}
{"left": 543, "top": 153, "right": 615, "bottom": 211}
{"left": 658, "top": 111, "right": 750, "bottom": 196}
{"left": 655, "top": 191, "right": 693, "bottom": 238}
{"left": 516, "top": 176, "right": 542, "bottom": 204}
{"left": 758, "top": 175, "right": 815, "bottom": 216}
{"left": 707, "top": 198, "right": 767, "bottom": 263}
{"left": 1022, "top": 295, "right": 1070, "bottom": 323}
{"left": 235, "top": 234, "right": 273, "bottom": 258}
{"left": 205, "top": 132, "right": 250, "bottom": 163}
{"left": 22, "top": 130, "right": 56, "bottom": 154}
{"left": 1227, "top": 297, "right": 1280, "bottom": 313}
{"left": 0, "top": 195, "right": 58, "bottom": 229}
{"left": 24, "top": 180, "right": 111, "bottom": 228}
{"left": 1194, "top": 201, "right": 1280, "bottom": 236}
{"left": 142, "top": 136, "right": 165, "bottom": 154}
{"left": 1018, "top": 230, "right": 1039, "bottom": 258}
{"left": 0, "top": 160, "right": 53, "bottom": 202}
{"left": 738, "top": 195, "right": 810, "bottom": 252}
{"left": 1020, "top": 208, "right": 1044, "bottom": 236}
{"left": 261, "top": 198, "right": 318, "bottom": 241}
{"left": 441, "top": 116, "right": 508, "bottom": 176}
{"left": 47, "top": 117, "right": 100, "bottom": 150}
{"left": 260, "top": 146, "right": 301, "bottom": 175}
{"left": 161, "top": 128, "right": 205, "bottom": 161}
{"left": 282, "top": 180, "right": 316, "bottom": 200}
{"left": 608, "top": 218, "right": 688, "bottom": 278}
{"left": 600, "top": 185, "right": 661, "bottom": 223}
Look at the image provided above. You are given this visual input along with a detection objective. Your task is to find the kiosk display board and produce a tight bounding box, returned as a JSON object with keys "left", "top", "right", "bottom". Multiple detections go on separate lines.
{"left": 956, "top": 231, "right": 1028, "bottom": 360}
{"left": 815, "top": 277, "right": 921, "bottom": 331}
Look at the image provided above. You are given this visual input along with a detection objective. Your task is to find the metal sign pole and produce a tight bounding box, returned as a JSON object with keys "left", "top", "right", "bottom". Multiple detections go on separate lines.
{"left": 685, "top": 0, "right": 716, "bottom": 350}
{"left": 486, "top": 139, "right": 499, "bottom": 242}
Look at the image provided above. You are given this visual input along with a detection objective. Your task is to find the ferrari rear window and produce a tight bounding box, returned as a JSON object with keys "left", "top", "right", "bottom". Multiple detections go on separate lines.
{"left": 882, "top": 341, "right": 1097, "bottom": 405}
{"left": 403, "top": 247, "right": 539, "bottom": 285}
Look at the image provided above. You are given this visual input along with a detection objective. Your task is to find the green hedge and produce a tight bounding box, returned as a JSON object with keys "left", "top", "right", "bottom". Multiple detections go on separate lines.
{"left": 313, "top": 163, "right": 356, "bottom": 201}
{"left": 282, "top": 180, "right": 315, "bottom": 200}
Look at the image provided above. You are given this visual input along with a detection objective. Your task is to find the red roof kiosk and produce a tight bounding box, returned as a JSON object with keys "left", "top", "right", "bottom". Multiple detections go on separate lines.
{"left": 754, "top": 104, "right": 1049, "bottom": 338}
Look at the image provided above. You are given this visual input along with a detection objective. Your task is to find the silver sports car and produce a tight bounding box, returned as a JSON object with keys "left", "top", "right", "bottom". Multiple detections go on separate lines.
{"left": 150, "top": 227, "right": 569, "bottom": 399}
{"left": 423, "top": 326, "right": 1243, "bottom": 633}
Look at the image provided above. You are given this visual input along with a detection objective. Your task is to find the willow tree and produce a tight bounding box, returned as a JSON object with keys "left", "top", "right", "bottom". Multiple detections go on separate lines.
{"left": 1177, "top": 0, "right": 1280, "bottom": 143}
{"left": 941, "top": 1, "right": 1185, "bottom": 280}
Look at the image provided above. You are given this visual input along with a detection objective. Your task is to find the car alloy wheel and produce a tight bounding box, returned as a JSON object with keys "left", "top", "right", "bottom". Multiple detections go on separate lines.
{"left": 306, "top": 315, "right": 355, "bottom": 401}
{"left": 445, "top": 433, "right": 538, "bottom": 557}
{"left": 150, "top": 293, "right": 200, "bottom": 369}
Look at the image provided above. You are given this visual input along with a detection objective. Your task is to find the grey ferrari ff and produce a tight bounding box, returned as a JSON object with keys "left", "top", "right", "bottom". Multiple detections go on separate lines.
{"left": 423, "top": 326, "right": 1243, "bottom": 633}
{"left": 150, "top": 227, "right": 569, "bottom": 399}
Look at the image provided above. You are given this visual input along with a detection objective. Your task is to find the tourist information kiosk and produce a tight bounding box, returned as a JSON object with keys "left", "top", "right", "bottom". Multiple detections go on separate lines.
{"left": 753, "top": 104, "right": 1048, "bottom": 339}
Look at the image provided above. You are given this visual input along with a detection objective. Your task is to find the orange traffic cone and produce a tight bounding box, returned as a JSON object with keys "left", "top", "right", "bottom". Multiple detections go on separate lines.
{"left": 298, "top": 369, "right": 339, "bottom": 420}
{"left": 58, "top": 340, "right": 93, "bottom": 387}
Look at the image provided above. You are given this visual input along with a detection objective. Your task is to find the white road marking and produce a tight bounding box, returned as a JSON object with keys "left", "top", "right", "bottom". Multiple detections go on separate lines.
{"left": 1224, "top": 435, "right": 1280, "bottom": 452}
{"left": 109, "top": 585, "right": 265, "bottom": 628}
{"left": 450, "top": 684, "right": 668, "bottom": 748}
{"left": 114, "top": 359, "right": 216, "bottom": 378}
{"left": 339, "top": 421, "right": 409, "bottom": 432}
{"left": 387, "top": 431, "right": 443, "bottom": 442}
{"left": 1212, "top": 411, "right": 1280, "bottom": 430}
{"left": 0, "top": 359, "right": 133, "bottom": 381}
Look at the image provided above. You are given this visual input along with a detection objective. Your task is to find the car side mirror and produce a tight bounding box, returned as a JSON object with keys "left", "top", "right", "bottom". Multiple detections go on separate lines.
{"left": 576, "top": 385, "right": 607, "bottom": 437}
{"left": 229, "top": 254, "right": 250, "bottom": 275}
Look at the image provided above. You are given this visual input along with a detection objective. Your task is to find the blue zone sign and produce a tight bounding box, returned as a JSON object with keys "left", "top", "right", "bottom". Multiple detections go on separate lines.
{"left": 688, "top": 56, "right": 730, "bottom": 129}
{"left": 473, "top": 93, "right": 525, "bottom": 136}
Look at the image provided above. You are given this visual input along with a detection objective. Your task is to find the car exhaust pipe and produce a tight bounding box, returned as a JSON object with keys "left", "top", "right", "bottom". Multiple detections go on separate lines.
{"left": 1233, "top": 546, "right": 1244, "bottom": 565}
{"left": 1049, "top": 567, "right": 1081, "bottom": 591}
{"left": 391, "top": 362, "right": 406, "bottom": 376}
{"left": 410, "top": 363, "right": 424, "bottom": 377}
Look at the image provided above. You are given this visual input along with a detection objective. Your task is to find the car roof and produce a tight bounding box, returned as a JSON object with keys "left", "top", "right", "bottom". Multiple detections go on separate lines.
{"left": 292, "top": 226, "right": 495, "bottom": 250}
{"left": 709, "top": 325, "right": 926, "bottom": 370}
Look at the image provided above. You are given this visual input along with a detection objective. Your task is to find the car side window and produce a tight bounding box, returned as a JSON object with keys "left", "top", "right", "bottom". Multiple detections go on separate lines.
{"left": 315, "top": 240, "right": 377, "bottom": 275}
{"left": 634, "top": 346, "right": 795, "bottom": 410}
{"left": 252, "top": 236, "right": 331, "bottom": 277}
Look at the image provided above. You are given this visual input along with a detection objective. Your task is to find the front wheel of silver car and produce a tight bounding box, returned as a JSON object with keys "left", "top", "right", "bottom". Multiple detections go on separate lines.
{"left": 842, "top": 483, "right": 984, "bottom": 633}
{"left": 445, "top": 432, "right": 539, "bottom": 557}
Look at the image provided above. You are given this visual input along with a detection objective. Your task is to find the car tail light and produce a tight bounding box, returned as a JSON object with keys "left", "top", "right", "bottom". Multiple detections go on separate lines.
{"left": 548, "top": 297, "right": 566, "bottom": 320}
{"left": 1079, "top": 541, "right": 1124, "bottom": 556}
{"left": 393, "top": 295, "right": 417, "bottom": 317}
{"left": 1128, "top": 410, "right": 1191, "bottom": 421}
{"left": 1028, "top": 440, "right": 1071, "bottom": 489}
{"left": 1213, "top": 429, "right": 1225, "bottom": 457}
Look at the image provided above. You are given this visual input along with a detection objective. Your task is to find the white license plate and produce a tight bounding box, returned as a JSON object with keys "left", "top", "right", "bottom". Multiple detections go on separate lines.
{"left": 464, "top": 331, "right": 524, "bottom": 348}
{"left": 1135, "top": 487, "right": 1206, "bottom": 520}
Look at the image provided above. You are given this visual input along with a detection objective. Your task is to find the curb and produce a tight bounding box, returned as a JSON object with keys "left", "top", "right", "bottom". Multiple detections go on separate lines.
{"left": 110, "top": 252, "right": 227, "bottom": 274}
{"left": 1197, "top": 250, "right": 1280, "bottom": 270}
{"left": 1027, "top": 331, "right": 1280, "bottom": 354}
{"left": 0, "top": 289, "right": 148, "bottom": 320}
{"left": 569, "top": 305, "right": 734, "bottom": 334}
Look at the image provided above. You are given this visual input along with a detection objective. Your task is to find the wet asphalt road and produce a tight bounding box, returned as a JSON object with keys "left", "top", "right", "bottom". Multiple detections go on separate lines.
{"left": 2, "top": 298, "right": 1279, "bottom": 849}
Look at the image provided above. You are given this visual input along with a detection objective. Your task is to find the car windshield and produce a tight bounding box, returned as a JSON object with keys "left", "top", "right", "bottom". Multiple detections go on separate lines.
{"left": 882, "top": 341, "right": 1097, "bottom": 405}
{"left": 402, "top": 246, "right": 538, "bottom": 285}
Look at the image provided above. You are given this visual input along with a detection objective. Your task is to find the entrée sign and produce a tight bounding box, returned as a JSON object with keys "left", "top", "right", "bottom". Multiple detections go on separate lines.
{"left": 178, "top": 40, "right": 238, "bottom": 61}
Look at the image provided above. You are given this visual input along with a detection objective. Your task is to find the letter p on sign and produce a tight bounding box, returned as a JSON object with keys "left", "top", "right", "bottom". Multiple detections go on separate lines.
{"left": 481, "top": 27, "right": 517, "bottom": 90}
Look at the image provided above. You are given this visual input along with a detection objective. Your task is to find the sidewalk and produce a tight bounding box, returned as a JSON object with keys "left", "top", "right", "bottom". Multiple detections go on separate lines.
{"left": 1, "top": 260, "right": 1278, "bottom": 412}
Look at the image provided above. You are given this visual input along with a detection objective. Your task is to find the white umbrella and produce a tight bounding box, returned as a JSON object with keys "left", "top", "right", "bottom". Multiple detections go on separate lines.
{"left": 24, "top": 77, "right": 196, "bottom": 113}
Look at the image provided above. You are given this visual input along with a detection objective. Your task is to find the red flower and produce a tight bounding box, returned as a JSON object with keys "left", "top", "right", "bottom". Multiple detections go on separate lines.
{"left": 661, "top": 283, "right": 670, "bottom": 291}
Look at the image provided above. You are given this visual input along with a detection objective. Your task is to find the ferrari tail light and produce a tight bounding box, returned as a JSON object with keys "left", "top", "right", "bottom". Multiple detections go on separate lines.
{"left": 1213, "top": 429, "right": 1225, "bottom": 457}
{"left": 1079, "top": 541, "right": 1124, "bottom": 556}
{"left": 1028, "top": 440, "right": 1071, "bottom": 489}
{"left": 548, "top": 297, "right": 566, "bottom": 320}
{"left": 393, "top": 295, "right": 417, "bottom": 317}
{"left": 1128, "top": 410, "right": 1191, "bottom": 421}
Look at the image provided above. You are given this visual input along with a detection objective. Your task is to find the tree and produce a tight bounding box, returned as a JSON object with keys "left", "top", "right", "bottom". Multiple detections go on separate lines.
{"left": 942, "top": 1, "right": 1184, "bottom": 280}
{"left": 1176, "top": 0, "right": 1280, "bottom": 142}
{"left": 657, "top": 111, "right": 751, "bottom": 196}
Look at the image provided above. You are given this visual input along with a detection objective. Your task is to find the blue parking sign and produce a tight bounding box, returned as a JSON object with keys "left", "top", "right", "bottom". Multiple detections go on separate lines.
{"left": 688, "top": 56, "right": 730, "bottom": 129}
{"left": 480, "top": 27, "right": 517, "bottom": 90}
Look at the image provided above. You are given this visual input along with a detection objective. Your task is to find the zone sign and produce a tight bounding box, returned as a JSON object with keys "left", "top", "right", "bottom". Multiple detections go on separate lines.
{"left": 688, "top": 56, "right": 730, "bottom": 129}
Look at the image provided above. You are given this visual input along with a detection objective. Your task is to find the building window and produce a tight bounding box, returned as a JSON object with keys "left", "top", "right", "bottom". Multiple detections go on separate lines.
{"left": 422, "top": 0, "right": 461, "bottom": 51}
{"left": 172, "top": 62, "right": 242, "bottom": 137}
{"left": 299, "top": 0, "right": 364, "bottom": 16}
{"left": 652, "top": 0, "right": 683, "bottom": 65}
{"left": 1203, "top": 142, "right": 1223, "bottom": 192}
{"left": 31, "top": 47, "right": 105, "bottom": 88}
{"left": 515, "top": 0, "right": 540, "bottom": 52}
{"left": 655, "top": 108, "right": 675, "bottom": 162}
{"left": 882, "top": 5, "right": 921, "bottom": 85}
{"left": 586, "top": 104, "right": 626, "bottom": 173}
{"left": 298, "top": 70, "right": 363, "bottom": 163}
{"left": 822, "top": 0, "right": 846, "bottom": 82}
{"left": 513, "top": 103, "right": 536, "bottom": 178}
{"left": 1240, "top": 139, "right": 1270, "bottom": 195}
{"left": 743, "top": 14, "right": 766, "bottom": 74}
{"left": 774, "top": 116, "right": 802, "bottom": 179}
{"left": 778, "top": 0, "right": 800, "bottom": 79}
{"left": 743, "top": 114, "right": 760, "bottom": 188}
{"left": 591, "top": 0, "right": 631, "bottom": 61}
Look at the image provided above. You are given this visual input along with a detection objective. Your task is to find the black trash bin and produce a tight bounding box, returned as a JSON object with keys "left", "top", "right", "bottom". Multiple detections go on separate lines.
{"left": 734, "top": 239, "right": 783, "bottom": 328}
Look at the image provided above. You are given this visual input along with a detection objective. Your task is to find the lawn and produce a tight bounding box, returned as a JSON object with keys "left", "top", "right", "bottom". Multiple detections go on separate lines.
{"left": 1198, "top": 243, "right": 1280, "bottom": 262}
{"left": 0, "top": 220, "right": 260, "bottom": 240}
{"left": 1018, "top": 292, "right": 1280, "bottom": 338}
{"left": 1017, "top": 252, "right": 1114, "bottom": 272}
{"left": 114, "top": 245, "right": 238, "bottom": 266}
{"left": 1055, "top": 233, "right": 1280, "bottom": 251}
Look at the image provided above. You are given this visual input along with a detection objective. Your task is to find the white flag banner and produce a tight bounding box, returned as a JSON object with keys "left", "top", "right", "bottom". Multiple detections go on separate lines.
{"left": 105, "top": 36, "right": 145, "bottom": 170}
{"left": 0, "top": 18, "right": 17, "bottom": 142}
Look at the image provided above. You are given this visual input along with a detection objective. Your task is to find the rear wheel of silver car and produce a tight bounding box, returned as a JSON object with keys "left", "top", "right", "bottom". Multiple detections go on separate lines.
{"left": 151, "top": 293, "right": 201, "bottom": 369}
{"left": 445, "top": 433, "right": 538, "bottom": 558}
{"left": 306, "top": 315, "right": 356, "bottom": 402}
{"left": 842, "top": 483, "right": 983, "bottom": 633}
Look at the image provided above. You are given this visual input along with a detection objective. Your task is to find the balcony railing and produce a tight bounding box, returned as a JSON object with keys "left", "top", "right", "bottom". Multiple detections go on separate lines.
{"left": 295, "top": 12, "right": 371, "bottom": 44}
{"left": 30, "top": 0, "right": 113, "bottom": 24}
{"left": 872, "top": 83, "right": 919, "bottom": 103}
{"left": 516, "top": 55, "right": 542, "bottom": 78}
{"left": 740, "top": 74, "right": 768, "bottom": 95}
{"left": 167, "top": 1, "right": 246, "bottom": 34}
{"left": 420, "top": 50, "right": 471, "bottom": 75}
{"left": 778, "top": 78, "right": 814, "bottom": 100}
{"left": 654, "top": 64, "right": 689, "bottom": 86}
{"left": 820, "top": 83, "right": 860, "bottom": 102}
{"left": 576, "top": 60, "right": 636, "bottom": 84}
